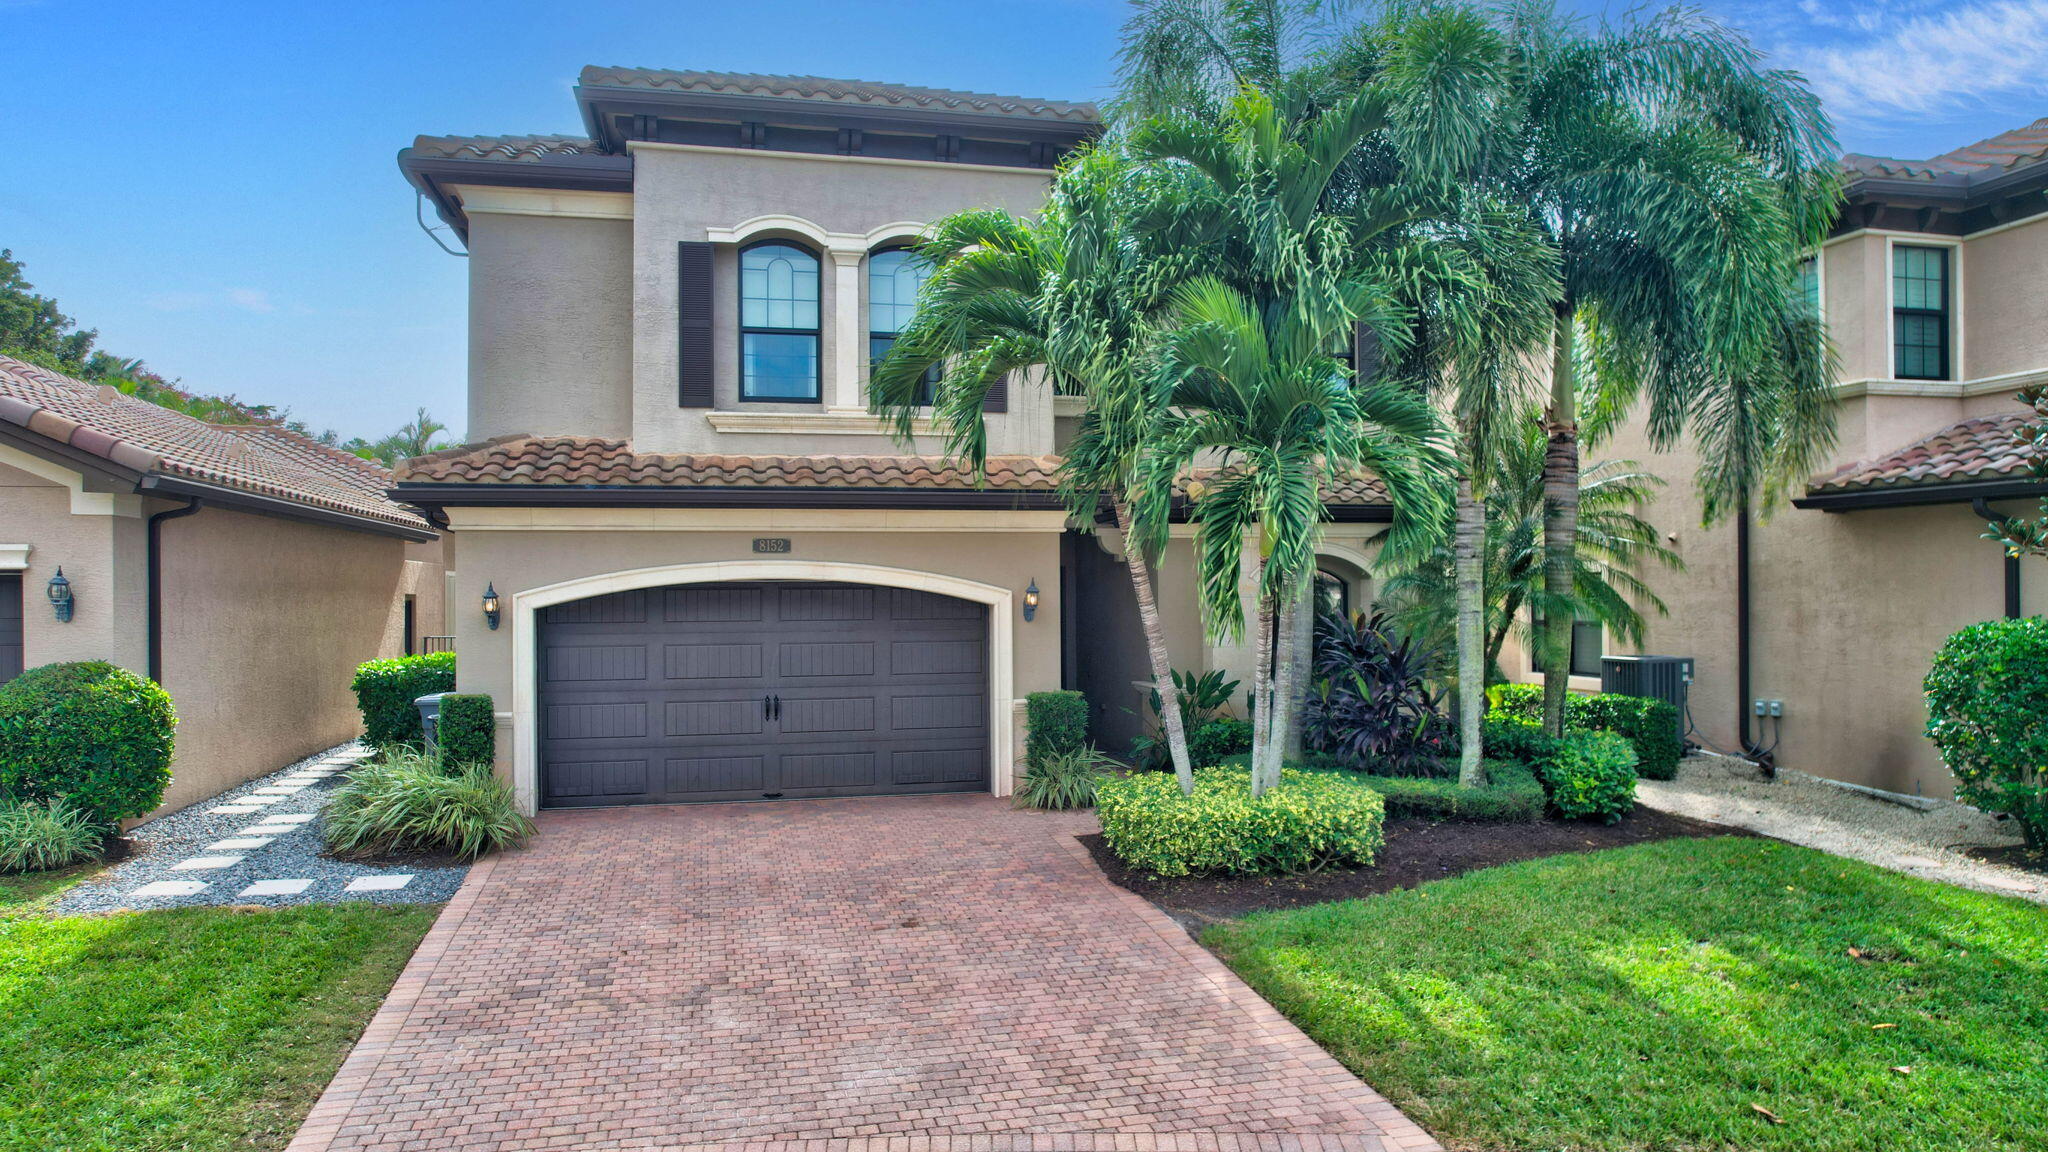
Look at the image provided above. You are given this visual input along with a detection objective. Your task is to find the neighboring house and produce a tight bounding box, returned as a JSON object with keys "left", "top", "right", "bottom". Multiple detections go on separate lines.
{"left": 0, "top": 354, "right": 447, "bottom": 816}
{"left": 397, "top": 68, "right": 1388, "bottom": 813}
{"left": 1509, "top": 118, "right": 2048, "bottom": 800}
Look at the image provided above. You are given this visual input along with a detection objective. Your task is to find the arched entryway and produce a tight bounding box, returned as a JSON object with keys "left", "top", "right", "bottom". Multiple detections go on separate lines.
{"left": 509, "top": 561, "right": 1015, "bottom": 813}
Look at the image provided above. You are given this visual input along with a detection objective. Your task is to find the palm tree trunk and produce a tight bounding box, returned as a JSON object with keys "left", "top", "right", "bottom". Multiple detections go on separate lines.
{"left": 1114, "top": 499, "right": 1195, "bottom": 795}
{"left": 1454, "top": 470, "right": 1486, "bottom": 787}
{"left": 1281, "top": 576, "right": 1311, "bottom": 761}
{"left": 1541, "top": 305, "right": 1581, "bottom": 738}
{"left": 1249, "top": 562, "right": 1276, "bottom": 796}
{"left": 1266, "top": 578, "right": 1304, "bottom": 791}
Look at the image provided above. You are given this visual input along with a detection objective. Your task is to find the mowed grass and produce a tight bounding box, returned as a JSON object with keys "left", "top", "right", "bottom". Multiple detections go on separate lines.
{"left": 1207, "top": 837, "right": 2048, "bottom": 1152}
{"left": 0, "top": 890, "right": 435, "bottom": 1152}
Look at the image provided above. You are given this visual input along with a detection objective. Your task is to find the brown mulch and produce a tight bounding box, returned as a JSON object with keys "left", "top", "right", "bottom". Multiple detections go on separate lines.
{"left": 1083, "top": 806, "right": 1749, "bottom": 927}
{"left": 1964, "top": 843, "right": 2048, "bottom": 876}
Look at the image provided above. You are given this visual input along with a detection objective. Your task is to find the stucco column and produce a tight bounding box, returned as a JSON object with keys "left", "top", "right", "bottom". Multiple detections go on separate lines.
{"left": 828, "top": 247, "right": 866, "bottom": 411}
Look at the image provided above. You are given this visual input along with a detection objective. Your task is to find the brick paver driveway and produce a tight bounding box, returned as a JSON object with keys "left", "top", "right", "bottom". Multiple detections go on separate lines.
{"left": 290, "top": 795, "right": 1438, "bottom": 1152}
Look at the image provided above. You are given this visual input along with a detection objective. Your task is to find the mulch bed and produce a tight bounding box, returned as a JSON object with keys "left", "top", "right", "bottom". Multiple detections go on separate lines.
{"left": 1964, "top": 843, "right": 2048, "bottom": 875}
{"left": 1083, "top": 805, "right": 1749, "bottom": 926}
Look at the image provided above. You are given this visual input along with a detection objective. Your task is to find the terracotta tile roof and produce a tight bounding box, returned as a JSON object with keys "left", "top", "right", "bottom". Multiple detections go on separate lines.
{"left": 0, "top": 354, "right": 432, "bottom": 533}
{"left": 1844, "top": 117, "right": 2048, "bottom": 185}
{"left": 1810, "top": 413, "right": 2036, "bottom": 494}
{"left": 404, "top": 134, "right": 601, "bottom": 163}
{"left": 578, "top": 67, "right": 1101, "bottom": 125}
{"left": 393, "top": 435, "right": 1392, "bottom": 507}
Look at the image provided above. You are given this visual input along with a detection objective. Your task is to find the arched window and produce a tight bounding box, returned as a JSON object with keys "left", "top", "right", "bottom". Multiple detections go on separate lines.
{"left": 1314, "top": 569, "right": 1350, "bottom": 620}
{"left": 868, "top": 247, "right": 938, "bottom": 404}
{"left": 739, "top": 241, "right": 821, "bottom": 401}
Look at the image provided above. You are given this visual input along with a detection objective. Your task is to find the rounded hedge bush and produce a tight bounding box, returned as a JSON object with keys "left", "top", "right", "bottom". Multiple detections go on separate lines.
{"left": 1543, "top": 730, "right": 1638, "bottom": 823}
{"left": 351, "top": 652, "right": 457, "bottom": 748}
{"left": 0, "top": 661, "right": 176, "bottom": 827}
{"left": 1096, "top": 766, "right": 1386, "bottom": 877}
{"left": 1189, "top": 718, "right": 1254, "bottom": 766}
{"left": 1926, "top": 617, "right": 2048, "bottom": 849}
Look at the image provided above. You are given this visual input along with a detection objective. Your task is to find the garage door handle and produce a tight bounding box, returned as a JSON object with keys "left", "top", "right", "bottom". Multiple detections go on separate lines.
{"left": 771, "top": 694, "right": 782, "bottom": 719}
{"left": 763, "top": 694, "right": 772, "bottom": 720}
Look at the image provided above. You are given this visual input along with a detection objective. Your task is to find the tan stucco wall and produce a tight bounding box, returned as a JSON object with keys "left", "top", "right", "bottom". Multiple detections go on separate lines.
{"left": 467, "top": 212, "right": 634, "bottom": 441}
{"left": 1961, "top": 215, "right": 2048, "bottom": 380}
{"left": 627, "top": 146, "right": 1057, "bottom": 456}
{"left": 155, "top": 508, "right": 418, "bottom": 815}
{"left": 0, "top": 456, "right": 149, "bottom": 674}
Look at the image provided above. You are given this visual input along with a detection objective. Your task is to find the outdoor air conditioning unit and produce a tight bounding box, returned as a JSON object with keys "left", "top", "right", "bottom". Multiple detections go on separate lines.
{"left": 1600, "top": 655, "right": 1694, "bottom": 714}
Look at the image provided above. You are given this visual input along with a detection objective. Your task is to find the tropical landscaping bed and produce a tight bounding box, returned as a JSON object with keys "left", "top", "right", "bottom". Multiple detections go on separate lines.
{"left": 1207, "top": 836, "right": 2048, "bottom": 1152}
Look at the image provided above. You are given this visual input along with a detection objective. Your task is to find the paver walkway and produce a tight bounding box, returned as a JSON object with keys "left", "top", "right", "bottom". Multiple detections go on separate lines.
{"left": 289, "top": 795, "right": 1439, "bottom": 1152}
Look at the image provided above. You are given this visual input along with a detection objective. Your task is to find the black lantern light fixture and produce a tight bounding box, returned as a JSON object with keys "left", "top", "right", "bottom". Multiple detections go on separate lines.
{"left": 481, "top": 582, "right": 501, "bottom": 631}
{"left": 1022, "top": 579, "right": 1040, "bottom": 622}
{"left": 46, "top": 567, "right": 73, "bottom": 623}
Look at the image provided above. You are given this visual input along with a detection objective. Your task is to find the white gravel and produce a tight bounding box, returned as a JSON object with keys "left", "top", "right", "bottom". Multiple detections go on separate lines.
{"left": 1638, "top": 754, "right": 2045, "bottom": 905}
{"left": 52, "top": 741, "right": 469, "bottom": 913}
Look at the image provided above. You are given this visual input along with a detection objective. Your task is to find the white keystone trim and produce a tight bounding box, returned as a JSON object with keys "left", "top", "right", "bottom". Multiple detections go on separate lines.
{"left": 509, "top": 560, "right": 1017, "bottom": 815}
{"left": 0, "top": 544, "right": 28, "bottom": 571}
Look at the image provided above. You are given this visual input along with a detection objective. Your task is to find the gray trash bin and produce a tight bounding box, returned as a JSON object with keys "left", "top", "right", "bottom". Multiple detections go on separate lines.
{"left": 414, "top": 692, "right": 449, "bottom": 752}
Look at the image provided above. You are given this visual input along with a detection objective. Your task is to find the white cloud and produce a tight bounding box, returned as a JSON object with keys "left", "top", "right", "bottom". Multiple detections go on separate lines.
{"left": 227, "top": 288, "right": 274, "bottom": 313}
{"left": 1798, "top": 0, "right": 2048, "bottom": 121}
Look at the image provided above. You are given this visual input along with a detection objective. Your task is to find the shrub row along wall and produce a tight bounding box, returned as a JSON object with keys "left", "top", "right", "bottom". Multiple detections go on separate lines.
{"left": 1490, "top": 684, "right": 1680, "bottom": 779}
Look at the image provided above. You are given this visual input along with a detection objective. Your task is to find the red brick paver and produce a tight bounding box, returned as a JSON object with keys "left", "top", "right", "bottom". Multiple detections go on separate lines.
{"left": 289, "top": 795, "right": 1440, "bottom": 1152}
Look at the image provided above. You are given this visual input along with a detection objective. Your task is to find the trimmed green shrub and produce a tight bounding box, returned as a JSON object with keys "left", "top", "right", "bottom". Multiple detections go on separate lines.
{"left": 1189, "top": 717, "right": 1254, "bottom": 766}
{"left": 1544, "top": 730, "right": 1638, "bottom": 823}
{"left": 1478, "top": 716, "right": 1560, "bottom": 774}
{"left": 0, "top": 798, "right": 104, "bottom": 872}
{"left": 324, "top": 748, "right": 533, "bottom": 861}
{"left": 1490, "top": 683, "right": 1680, "bottom": 778}
{"left": 1354, "top": 760, "right": 1545, "bottom": 822}
{"left": 1016, "top": 745, "right": 1116, "bottom": 810}
{"left": 1025, "top": 690, "right": 1089, "bottom": 765}
{"left": 1926, "top": 618, "right": 2048, "bottom": 848}
{"left": 437, "top": 694, "right": 496, "bottom": 767}
{"left": 350, "top": 652, "right": 457, "bottom": 749}
{"left": 0, "top": 661, "right": 175, "bottom": 826}
{"left": 1096, "top": 766, "right": 1386, "bottom": 877}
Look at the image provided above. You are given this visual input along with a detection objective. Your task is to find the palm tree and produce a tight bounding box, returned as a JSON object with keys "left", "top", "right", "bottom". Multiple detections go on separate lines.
{"left": 1477, "top": 1, "right": 1841, "bottom": 734}
{"left": 870, "top": 148, "right": 1210, "bottom": 793}
{"left": 1377, "top": 419, "right": 1683, "bottom": 680}
{"left": 1123, "top": 86, "right": 1462, "bottom": 794}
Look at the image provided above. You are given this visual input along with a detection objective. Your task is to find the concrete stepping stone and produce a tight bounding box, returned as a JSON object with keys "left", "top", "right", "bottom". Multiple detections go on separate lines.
{"left": 209, "top": 805, "right": 262, "bottom": 815}
{"left": 170, "top": 856, "right": 243, "bottom": 871}
{"left": 265, "top": 814, "right": 317, "bottom": 824}
{"left": 240, "top": 795, "right": 284, "bottom": 806}
{"left": 345, "top": 874, "right": 414, "bottom": 893}
{"left": 240, "top": 879, "right": 314, "bottom": 897}
{"left": 241, "top": 824, "right": 300, "bottom": 836}
{"left": 253, "top": 785, "right": 307, "bottom": 795}
{"left": 132, "top": 880, "right": 208, "bottom": 898}
{"left": 206, "top": 838, "right": 274, "bottom": 851}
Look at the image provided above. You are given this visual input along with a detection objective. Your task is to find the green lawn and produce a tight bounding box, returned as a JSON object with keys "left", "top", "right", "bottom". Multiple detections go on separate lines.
{"left": 1208, "top": 837, "right": 2048, "bottom": 1152}
{"left": 0, "top": 875, "right": 435, "bottom": 1152}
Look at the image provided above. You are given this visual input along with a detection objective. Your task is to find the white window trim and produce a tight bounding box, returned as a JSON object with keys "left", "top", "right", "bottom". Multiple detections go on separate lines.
{"left": 1884, "top": 234, "right": 1964, "bottom": 382}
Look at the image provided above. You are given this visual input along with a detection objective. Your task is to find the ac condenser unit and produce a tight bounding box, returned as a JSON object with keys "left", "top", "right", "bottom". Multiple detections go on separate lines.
{"left": 1599, "top": 655, "right": 1694, "bottom": 714}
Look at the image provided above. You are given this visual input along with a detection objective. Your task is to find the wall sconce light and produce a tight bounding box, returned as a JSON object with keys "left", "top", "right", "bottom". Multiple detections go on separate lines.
{"left": 1023, "top": 579, "right": 1040, "bottom": 622}
{"left": 46, "top": 567, "right": 73, "bottom": 623}
{"left": 481, "top": 582, "right": 501, "bottom": 631}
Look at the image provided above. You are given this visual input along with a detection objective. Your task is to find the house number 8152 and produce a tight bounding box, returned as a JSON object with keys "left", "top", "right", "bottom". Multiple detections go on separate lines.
{"left": 752, "top": 538, "right": 792, "bottom": 554}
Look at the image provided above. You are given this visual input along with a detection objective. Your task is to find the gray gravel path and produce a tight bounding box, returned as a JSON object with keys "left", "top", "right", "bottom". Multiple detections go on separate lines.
{"left": 53, "top": 742, "right": 468, "bottom": 913}
{"left": 1638, "top": 754, "right": 2045, "bottom": 905}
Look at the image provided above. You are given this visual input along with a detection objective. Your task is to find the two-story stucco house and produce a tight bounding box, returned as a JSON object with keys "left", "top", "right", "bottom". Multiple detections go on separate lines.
{"left": 1505, "top": 118, "right": 2048, "bottom": 801}
{"left": 397, "top": 69, "right": 1391, "bottom": 814}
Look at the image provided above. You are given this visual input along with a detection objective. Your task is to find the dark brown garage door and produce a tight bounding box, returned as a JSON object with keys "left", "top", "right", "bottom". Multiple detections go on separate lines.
{"left": 0, "top": 574, "right": 20, "bottom": 686}
{"left": 538, "top": 581, "right": 989, "bottom": 807}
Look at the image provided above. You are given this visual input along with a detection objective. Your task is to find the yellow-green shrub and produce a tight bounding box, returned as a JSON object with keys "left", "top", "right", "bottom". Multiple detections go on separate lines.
{"left": 1096, "top": 767, "right": 1385, "bottom": 877}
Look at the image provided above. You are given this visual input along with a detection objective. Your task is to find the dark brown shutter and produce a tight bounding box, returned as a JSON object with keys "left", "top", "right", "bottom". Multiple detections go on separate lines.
{"left": 1351, "top": 321, "right": 1382, "bottom": 385}
{"left": 981, "top": 373, "right": 1009, "bottom": 413}
{"left": 677, "top": 241, "right": 714, "bottom": 407}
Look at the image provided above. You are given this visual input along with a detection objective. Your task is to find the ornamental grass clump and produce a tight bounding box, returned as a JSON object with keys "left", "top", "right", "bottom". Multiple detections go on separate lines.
{"left": 0, "top": 798, "right": 104, "bottom": 873}
{"left": 324, "top": 749, "right": 532, "bottom": 861}
{"left": 1015, "top": 745, "right": 1118, "bottom": 810}
{"left": 1096, "top": 766, "right": 1385, "bottom": 877}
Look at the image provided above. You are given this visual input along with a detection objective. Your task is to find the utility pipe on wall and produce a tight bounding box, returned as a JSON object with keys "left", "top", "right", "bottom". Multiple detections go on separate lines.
{"left": 1970, "top": 498, "right": 2022, "bottom": 619}
{"left": 146, "top": 496, "right": 202, "bottom": 682}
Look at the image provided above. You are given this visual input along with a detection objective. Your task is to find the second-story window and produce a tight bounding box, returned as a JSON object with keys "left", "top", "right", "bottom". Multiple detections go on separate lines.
{"left": 868, "top": 247, "right": 938, "bottom": 404}
{"left": 1892, "top": 244, "right": 1950, "bottom": 380}
{"left": 740, "top": 241, "right": 821, "bottom": 402}
{"left": 1797, "top": 255, "right": 1820, "bottom": 317}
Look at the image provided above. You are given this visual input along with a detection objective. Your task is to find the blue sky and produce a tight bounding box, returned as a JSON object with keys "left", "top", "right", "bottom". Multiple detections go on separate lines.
{"left": 3, "top": 0, "right": 2042, "bottom": 440}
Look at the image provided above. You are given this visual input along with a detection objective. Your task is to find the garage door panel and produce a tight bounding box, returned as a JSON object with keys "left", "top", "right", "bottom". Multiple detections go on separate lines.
{"left": 546, "top": 701, "right": 648, "bottom": 740}
{"left": 665, "top": 643, "right": 763, "bottom": 680}
{"left": 666, "top": 699, "right": 767, "bottom": 737}
{"left": 665, "top": 755, "right": 766, "bottom": 794}
{"left": 541, "top": 581, "right": 986, "bottom": 806}
{"left": 546, "top": 759, "right": 650, "bottom": 801}
{"left": 780, "top": 696, "right": 876, "bottom": 734}
{"left": 547, "top": 644, "right": 648, "bottom": 683}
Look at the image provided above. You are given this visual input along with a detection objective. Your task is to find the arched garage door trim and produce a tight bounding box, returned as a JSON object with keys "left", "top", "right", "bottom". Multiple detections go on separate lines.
{"left": 511, "top": 560, "right": 1015, "bottom": 814}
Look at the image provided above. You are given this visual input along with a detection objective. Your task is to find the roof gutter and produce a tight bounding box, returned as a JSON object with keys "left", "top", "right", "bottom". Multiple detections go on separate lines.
{"left": 139, "top": 475, "right": 437, "bottom": 542}
{"left": 1793, "top": 477, "right": 2048, "bottom": 512}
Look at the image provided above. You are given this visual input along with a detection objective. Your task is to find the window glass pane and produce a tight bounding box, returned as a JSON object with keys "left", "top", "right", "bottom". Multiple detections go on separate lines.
{"left": 1891, "top": 245, "right": 1948, "bottom": 380}
{"left": 742, "top": 332, "right": 819, "bottom": 400}
{"left": 740, "top": 243, "right": 819, "bottom": 331}
{"left": 1797, "top": 256, "right": 1819, "bottom": 315}
{"left": 1314, "top": 570, "right": 1349, "bottom": 619}
{"left": 868, "top": 248, "right": 930, "bottom": 336}
{"left": 870, "top": 334, "right": 938, "bottom": 404}
{"left": 1571, "top": 620, "right": 1604, "bottom": 678}
{"left": 1894, "top": 314, "right": 1944, "bottom": 379}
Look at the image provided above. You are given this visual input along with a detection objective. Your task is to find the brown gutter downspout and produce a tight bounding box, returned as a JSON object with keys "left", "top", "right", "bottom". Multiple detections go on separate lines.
{"left": 147, "top": 496, "right": 202, "bottom": 682}
{"left": 1735, "top": 500, "right": 1772, "bottom": 773}
{"left": 1971, "top": 498, "right": 2022, "bottom": 619}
